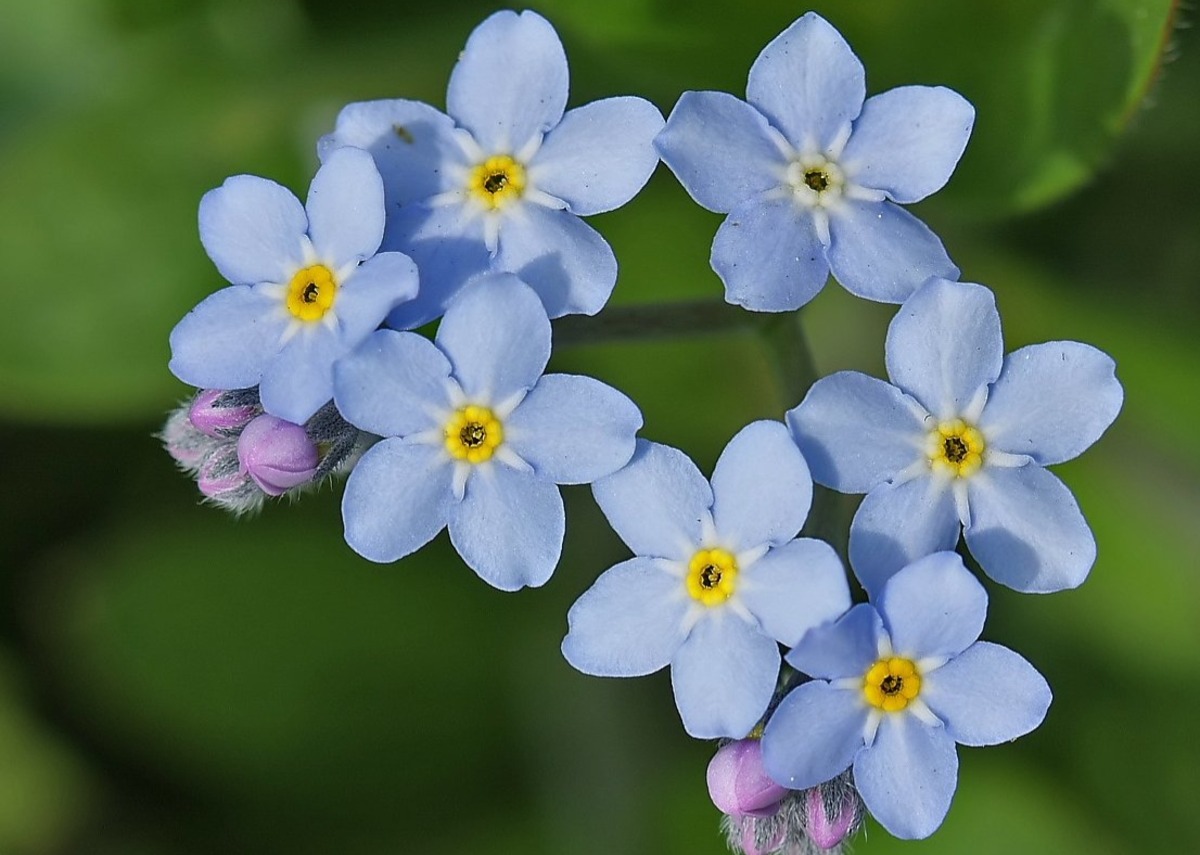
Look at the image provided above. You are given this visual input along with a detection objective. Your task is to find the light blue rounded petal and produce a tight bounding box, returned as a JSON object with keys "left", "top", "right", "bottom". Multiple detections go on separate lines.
{"left": 877, "top": 552, "right": 986, "bottom": 660}
{"left": 746, "top": 12, "right": 865, "bottom": 151}
{"left": 964, "top": 465, "right": 1096, "bottom": 593}
{"left": 435, "top": 273, "right": 550, "bottom": 401}
{"left": 505, "top": 374, "right": 641, "bottom": 484}
{"left": 979, "top": 342, "right": 1123, "bottom": 466}
{"left": 884, "top": 278, "right": 1002, "bottom": 419}
{"left": 671, "top": 613, "right": 780, "bottom": 739}
{"left": 922, "top": 641, "right": 1051, "bottom": 747}
{"left": 593, "top": 439, "right": 712, "bottom": 560}
{"left": 304, "top": 147, "right": 385, "bottom": 269}
{"left": 561, "top": 556, "right": 691, "bottom": 677}
{"left": 849, "top": 476, "right": 961, "bottom": 596}
{"left": 168, "top": 285, "right": 284, "bottom": 389}
{"left": 711, "top": 195, "right": 829, "bottom": 312}
{"left": 711, "top": 420, "right": 813, "bottom": 550}
{"left": 448, "top": 462, "right": 564, "bottom": 591}
{"left": 317, "top": 99, "right": 465, "bottom": 206}
{"left": 787, "top": 371, "right": 927, "bottom": 494}
{"left": 342, "top": 439, "right": 453, "bottom": 562}
{"left": 826, "top": 201, "right": 958, "bottom": 304}
{"left": 532, "top": 97, "right": 664, "bottom": 216}
{"left": 841, "top": 86, "right": 975, "bottom": 204}
{"left": 494, "top": 204, "right": 618, "bottom": 318}
{"left": 785, "top": 602, "right": 885, "bottom": 680}
{"left": 333, "top": 329, "right": 452, "bottom": 437}
{"left": 761, "top": 680, "right": 867, "bottom": 789}
{"left": 335, "top": 251, "right": 420, "bottom": 343}
{"left": 446, "top": 10, "right": 568, "bottom": 153}
{"left": 198, "top": 175, "right": 307, "bottom": 286}
{"left": 739, "top": 538, "right": 851, "bottom": 647}
{"left": 655, "top": 90, "right": 788, "bottom": 213}
{"left": 258, "top": 327, "right": 345, "bottom": 424}
{"left": 382, "top": 202, "right": 491, "bottom": 329}
{"left": 854, "top": 714, "right": 958, "bottom": 840}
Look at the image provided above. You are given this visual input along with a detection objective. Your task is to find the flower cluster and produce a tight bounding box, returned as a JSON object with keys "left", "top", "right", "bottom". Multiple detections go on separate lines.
{"left": 162, "top": 9, "right": 1122, "bottom": 851}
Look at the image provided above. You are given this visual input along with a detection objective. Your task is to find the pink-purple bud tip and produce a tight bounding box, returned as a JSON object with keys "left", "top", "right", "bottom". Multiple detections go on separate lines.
{"left": 707, "top": 739, "right": 790, "bottom": 819}
{"left": 805, "top": 787, "right": 857, "bottom": 851}
{"left": 197, "top": 455, "right": 248, "bottom": 498}
{"left": 188, "top": 389, "right": 256, "bottom": 437}
{"left": 237, "top": 414, "right": 318, "bottom": 496}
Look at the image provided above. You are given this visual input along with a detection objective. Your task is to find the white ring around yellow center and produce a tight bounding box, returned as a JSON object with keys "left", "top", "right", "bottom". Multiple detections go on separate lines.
{"left": 863, "top": 657, "right": 922, "bottom": 712}
{"left": 286, "top": 264, "right": 337, "bottom": 322}
{"left": 927, "top": 418, "right": 986, "bottom": 478}
{"left": 444, "top": 405, "right": 504, "bottom": 464}
{"left": 468, "top": 155, "right": 527, "bottom": 210}
{"left": 686, "top": 547, "right": 738, "bottom": 607}
{"left": 786, "top": 155, "right": 844, "bottom": 206}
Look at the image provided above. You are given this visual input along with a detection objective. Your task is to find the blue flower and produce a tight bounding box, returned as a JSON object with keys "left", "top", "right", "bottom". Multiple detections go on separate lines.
{"left": 562, "top": 424, "right": 851, "bottom": 739}
{"left": 169, "top": 148, "right": 418, "bottom": 424}
{"left": 318, "top": 10, "right": 665, "bottom": 327}
{"left": 655, "top": 12, "right": 973, "bottom": 311}
{"left": 788, "top": 277, "right": 1123, "bottom": 594}
{"left": 333, "top": 272, "right": 642, "bottom": 590}
{"left": 761, "top": 552, "right": 1052, "bottom": 840}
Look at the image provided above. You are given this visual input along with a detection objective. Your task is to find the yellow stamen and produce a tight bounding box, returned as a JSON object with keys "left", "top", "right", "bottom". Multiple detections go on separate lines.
{"left": 686, "top": 548, "right": 738, "bottom": 607}
{"left": 467, "top": 155, "right": 527, "bottom": 210}
{"left": 927, "top": 418, "right": 985, "bottom": 478}
{"left": 863, "top": 657, "right": 922, "bottom": 712}
{"left": 285, "top": 264, "right": 337, "bottom": 322}
{"left": 444, "top": 405, "right": 504, "bottom": 464}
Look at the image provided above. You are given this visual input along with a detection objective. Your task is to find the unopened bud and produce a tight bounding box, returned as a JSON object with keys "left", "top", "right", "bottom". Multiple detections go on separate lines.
{"left": 198, "top": 451, "right": 248, "bottom": 497}
{"left": 708, "top": 739, "right": 789, "bottom": 819}
{"left": 188, "top": 389, "right": 257, "bottom": 437}
{"left": 237, "top": 415, "right": 319, "bottom": 496}
{"left": 804, "top": 784, "right": 858, "bottom": 851}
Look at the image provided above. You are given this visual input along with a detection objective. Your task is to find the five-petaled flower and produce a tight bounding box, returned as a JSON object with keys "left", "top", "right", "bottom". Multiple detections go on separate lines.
{"left": 761, "top": 552, "right": 1052, "bottom": 840}
{"left": 562, "top": 423, "right": 851, "bottom": 739}
{"left": 319, "top": 9, "right": 664, "bottom": 327}
{"left": 788, "top": 277, "right": 1123, "bottom": 594}
{"left": 333, "top": 272, "right": 642, "bottom": 590}
{"left": 655, "top": 11, "right": 973, "bottom": 311}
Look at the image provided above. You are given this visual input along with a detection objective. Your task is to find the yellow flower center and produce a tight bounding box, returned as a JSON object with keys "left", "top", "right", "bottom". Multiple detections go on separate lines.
{"left": 863, "top": 657, "right": 922, "bottom": 712}
{"left": 786, "top": 155, "right": 844, "bottom": 205}
{"left": 927, "top": 418, "right": 985, "bottom": 478}
{"left": 444, "top": 405, "right": 504, "bottom": 464}
{"left": 285, "top": 264, "right": 338, "bottom": 322}
{"left": 468, "top": 155, "right": 527, "bottom": 210}
{"left": 686, "top": 548, "right": 738, "bottom": 607}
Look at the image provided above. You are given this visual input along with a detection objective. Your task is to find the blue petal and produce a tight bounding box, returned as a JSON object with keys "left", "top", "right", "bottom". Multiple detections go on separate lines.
{"left": 317, "top": 99, "right": 465, "bottom": 207}
{"left": 854, "top": 713, "right": 958, "bottom": 840}
{"left": 199, "top": 175, "right": 307, "bottom": 286}
{"left": 841, "top": 86, "right": 975, "bottom": 204}
{"left": 446, "top": 10, "right": 568, "bottom": 153}
{"left": 258, "top": 326, "right": 345, "bottom": 424}
{"left": 710, "top": 420, "right": 812, "bottom": 550}
{"left": 876, "top": 552, "right": 986, "bottom": 660}
{"left": 168, "top": 285, "right": 284, "bottom": 389}
{"left": 332, "top": 329, "right": 452, "bottom": 437}
{"left": 342, "top": 439, "right": 453, "bottom": 562}
{"left": 561, "top": 556, "right": 690, "bottom": 677}
{"left": 655, "top": 91, "right": 788, "bottom": 213}
{"left": 434, "top": 273, "right": 550, "bottom": 402}
{"left": 305, "top": 146, "right": 385, "bottom": 269}
{"left": 336, "top": 251, "right": 420, "bottom": 342}
{"left": 785, "top": 603, "right": 885, "bottom": 680}
{"left": 787, "top": 371, "right": 926, "bottom": 493}
{"left": 884, "top": 278, "right": 1002, "bottom": 419}
{"left": 761, "top": 680, "right": 867, "bottom": 789}
{"left": 711, "top": 195, "right": 829, "bottom": 312}
{"left": 505, "top": 374, "right": 641, "bottom": 484}
{"left": 739, "top": 538, "right": 851, "bottom": 647}
{"left": 671, "top": 612, "right": 780, "bottom": 739}
{"left": 849, "top": 476, "right": 960, "bottom": 596}
{"left": 826, "top": 201, "right": 958, "bottom": 304}
{"left": 922, "top": 642, "right": 1052, "bottom": 747}
{"left": 494, "top": 204, "right": 618, "bottom": 318}
{"left": 531, "top": 96, "right": 664, "bottom": 216}
{"left": 964, "top": 464, "right": 1095, "bottom": 592}
{"left": 979, "top": 342, "right": 1123, "bottom": 466}
{"left": 447, "top": 461, "right": 564, "bottom": 590}
{"left": 592, "top": 439, "right": 713, "bottom": 561}
{"left": 746, "top": 12, "right": 865, "bottom": 152}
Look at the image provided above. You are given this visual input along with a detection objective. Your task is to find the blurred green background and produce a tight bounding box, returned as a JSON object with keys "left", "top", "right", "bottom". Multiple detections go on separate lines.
{"left": 0, "top": 0, "right": 1196, "bottom": 852}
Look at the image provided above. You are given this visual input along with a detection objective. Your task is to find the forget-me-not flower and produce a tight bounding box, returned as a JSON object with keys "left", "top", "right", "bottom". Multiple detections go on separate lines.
{"left": 655, "top": 12, "right": 973, "bottom": 311}
{"left": 562, "top": 424, "right": 851, "bottom": 739}
{"left": 788, "top": 277, "right": 1123, "bottom": 594}
{"left": 334, "top": 272, "right": 641, "bottom": 590}
{"left": 761, "top": 551, "right": 1052, "bottom": 840}
{"left": 318, "top": 9, "right": 665, "bottom": 327}
{"left": 169, "top": 147, "right": 418, "bottom": 424}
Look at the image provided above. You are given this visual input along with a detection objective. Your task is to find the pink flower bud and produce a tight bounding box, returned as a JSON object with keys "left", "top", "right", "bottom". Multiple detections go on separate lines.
{"left": 188, "top": 389, "right": 257, "bottom": 437}
{"left": 198, "top": 454, "right": 248, "bottom": 498}
{"left": 707, "top": 739, "right": 790, "bottom": 819}
{"left": 237, "top": 415, "right": 318, "bottom": 496}
{"left": 739, "top": 822, "right": 786, "bottom": 855}
{"left": 805, "top": 786, "right": 857, "bottom": 850}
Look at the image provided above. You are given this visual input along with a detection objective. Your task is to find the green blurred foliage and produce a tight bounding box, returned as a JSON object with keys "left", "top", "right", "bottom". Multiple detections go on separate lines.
{"left": 0, "top": 0, "right": 1196, "bottom": 853}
